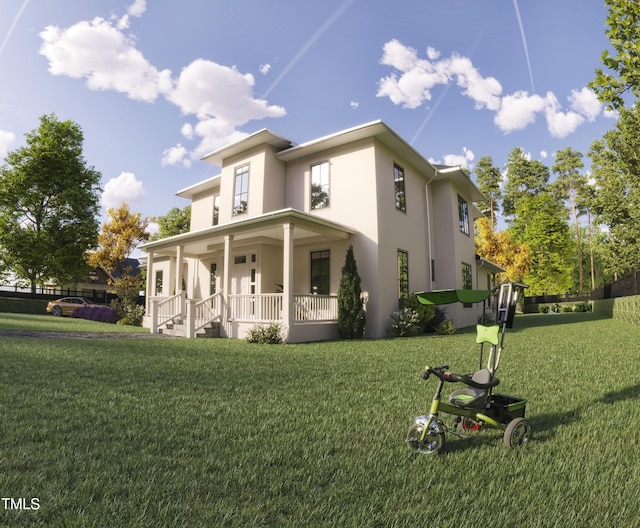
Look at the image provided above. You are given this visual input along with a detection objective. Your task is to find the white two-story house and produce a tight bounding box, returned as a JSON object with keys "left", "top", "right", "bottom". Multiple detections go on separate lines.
{"left": 141, "top": 120, "right": 501, "bottom": 342}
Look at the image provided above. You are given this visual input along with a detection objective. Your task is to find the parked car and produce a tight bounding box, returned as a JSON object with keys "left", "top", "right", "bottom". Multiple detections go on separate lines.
{"left": 46, "top": 297, "right": 95, "bottom": 317}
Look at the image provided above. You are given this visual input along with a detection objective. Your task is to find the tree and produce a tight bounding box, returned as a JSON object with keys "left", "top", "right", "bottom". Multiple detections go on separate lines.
{"left": 89, "top": 203, "right": 150, "bottom": 273}
{"left": 590, "top": 0, "right": 640, "bottom": 110}
{"left": 474, "top": 156, "right": 502, "bottom": 230}
{"left": 0, "top": 114, "right": 101, "bottom": 292}
{"left": 337, "top": 245, "right": 366, "bottom": 339}
{"left": 510, "top": 193, "right": 574, "bottom": 295}
{"left": 551, "top": 147, "right": 587, "bottom": 292}
{"left": 475, "top": 217, "right": 531, "bottom": 283}
{"left": 150, "top": 206, "right": 191, "bottom": 241}
{"left": 502, "top": 147, "right": 550, "bottom": 219}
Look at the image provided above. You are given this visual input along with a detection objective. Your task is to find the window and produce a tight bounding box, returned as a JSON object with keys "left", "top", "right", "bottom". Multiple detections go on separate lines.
{"left": 233, "top": 165, "right": 249, "bottom": 215}
{"left": 155, "top": 270, "right": 163, "bottom": 296}
{"left": 213, "top": 194, "right": 220, "bottom": 225}
{"left": 431, "top": 259, "right": 436, "bottom": 282}
{"left": 210, "top": 263, "right": 217, "bottom": 295}
{"left": 311, "top": 162, "right": 330, "bottom": 209}
{"left": 397, "top": 250, "right": 409, "bottom": 306}
{"left": 310, "top": 250, "right": 330, "bottom": 295}
{"left": 458, "top": 195, "right": 469, "bottom": 235}
{"left": 394, "top": 164, "right": 406, "bottom": 211}
{"left": 462, "top": 262, "right": 472, "bottom": 290}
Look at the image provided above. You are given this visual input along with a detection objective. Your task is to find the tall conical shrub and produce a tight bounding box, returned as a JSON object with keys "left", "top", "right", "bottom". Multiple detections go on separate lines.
{"left": 338, "top": 245, "right": 366, "bottom": 339}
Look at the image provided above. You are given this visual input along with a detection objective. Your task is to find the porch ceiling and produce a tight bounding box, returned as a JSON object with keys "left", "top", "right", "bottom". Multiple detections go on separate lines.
{"left": 140, "top": 208, "right": 355, "bottom": 258}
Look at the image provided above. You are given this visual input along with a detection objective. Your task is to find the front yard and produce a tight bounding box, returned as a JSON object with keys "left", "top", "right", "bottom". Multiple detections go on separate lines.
{"left": 0, "top": 312, "right": 638, "bottom": 526}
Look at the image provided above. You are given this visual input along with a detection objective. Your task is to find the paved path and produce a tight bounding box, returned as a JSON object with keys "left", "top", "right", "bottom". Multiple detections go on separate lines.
{"left": 0, "top": 330, "right": 175, "bottom": 339}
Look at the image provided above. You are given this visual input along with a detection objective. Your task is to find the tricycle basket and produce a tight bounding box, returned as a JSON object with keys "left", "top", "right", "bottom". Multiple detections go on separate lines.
{"left": 486, "top": 393, "right": 527, "bottom": 423}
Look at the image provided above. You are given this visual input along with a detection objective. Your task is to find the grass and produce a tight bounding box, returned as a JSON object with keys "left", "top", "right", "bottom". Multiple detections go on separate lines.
{"left": 1, "top": 312, "right": 639, "bottom": 526}
{"left": 0, "top": 313, "right": 149, "bottom": 333}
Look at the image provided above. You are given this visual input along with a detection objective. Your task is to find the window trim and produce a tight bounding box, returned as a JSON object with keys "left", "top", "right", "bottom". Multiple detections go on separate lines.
{"left": 394, "top": 163, "right": 406, "bottom": 212}
{"left": 310, "top": 250, "right": 330, "bottom": 295}
{"left": 233, "top": 165, "right": 250, "bottom": 216}
{"left": 458, "top": 194, "right": 470, "bottom": 235}
{"left": 310, "top": 161, "right": 330, "bottom": 210}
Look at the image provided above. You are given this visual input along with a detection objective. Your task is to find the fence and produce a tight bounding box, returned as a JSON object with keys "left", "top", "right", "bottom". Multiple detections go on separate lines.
{"left": 0, "top": 285, "right": 144, "bottom": 305}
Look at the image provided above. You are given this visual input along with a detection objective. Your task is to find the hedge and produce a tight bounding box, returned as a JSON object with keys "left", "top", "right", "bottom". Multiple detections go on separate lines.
{"left": 0, "top": 297, "right": 49, "bottom": 315}
{"left": 593, "top": 295, "right": 640, "bottom": 326}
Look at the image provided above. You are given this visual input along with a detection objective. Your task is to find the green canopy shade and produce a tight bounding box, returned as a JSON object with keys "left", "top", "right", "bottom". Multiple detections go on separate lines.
{"left": 415, "top": 289, "right": 491, "bottom": 305}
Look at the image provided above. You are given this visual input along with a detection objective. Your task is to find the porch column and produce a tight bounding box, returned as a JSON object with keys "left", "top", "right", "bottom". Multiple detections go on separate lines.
{"left": 282, "top": 223, "right": 294, "bottom": 337}
{"left": 145, "top": 251, "right": 154, "bottom": 312}
{"left": 175, "top": 245, "right": 184, "bottom": 295}
{"left": 222, "top": 234, "right": 234, "bottom": 322}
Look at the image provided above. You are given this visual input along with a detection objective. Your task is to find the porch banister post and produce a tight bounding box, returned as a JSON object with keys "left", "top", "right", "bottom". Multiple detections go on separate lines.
{"left": 146, "top": 251, "right": 154, "bottom": 313}
{"left": 185, "top": 299, "right": 196, "bottom": 338}
{"left": 175, "top": 245, "right": 184, "bottom": 295}
{"left": 282, "top": 223, "right": 294, "bottom": 339}
{"left": 150, "top": 298, "right": 158, "bottom": 334}
{"left": 222, "top": 235, "right": 233, "bottom": 323}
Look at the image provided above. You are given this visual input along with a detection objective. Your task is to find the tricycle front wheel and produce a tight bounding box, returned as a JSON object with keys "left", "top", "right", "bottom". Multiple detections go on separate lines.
{"left": 503, "top": 417, "right": 532, "bottom": 448}
{"left": 407, "top": 420, "right": 445, "bottom": 455}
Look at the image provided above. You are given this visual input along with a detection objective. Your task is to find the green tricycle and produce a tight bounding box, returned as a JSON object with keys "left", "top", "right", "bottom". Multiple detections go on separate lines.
{"left": 407, "top": 282, "right": 532, "bottom": 454}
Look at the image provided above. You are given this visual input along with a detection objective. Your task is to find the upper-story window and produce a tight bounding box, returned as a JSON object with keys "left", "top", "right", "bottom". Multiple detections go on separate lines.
{"left": 394, "top": 163, "right": 406, "bottom": 212}
{"left": 458, "top": 195, "right": 469, "bottom": 235}
{"left": 311, "top": 162, "right": 330, "bottom": 209}
{"left": 233, "top": 165, "right": 249, "bottom": 216}
{"left": 213, "top": 194, "right": 220, "bottom": 225}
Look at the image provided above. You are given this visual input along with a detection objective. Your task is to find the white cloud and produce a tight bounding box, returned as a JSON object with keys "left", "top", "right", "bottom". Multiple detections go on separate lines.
{"left": 378, "top": 40, "right": 501, "bottom": 111}
{"left": 102, "top": 171, "right": 146, "bottom": 208}
{"left": 0, "top": 129, "right": 15, "bottom": 159}
{"left": 38, "top": 8, "right": 288, "bottom": 167}
{"left": 147, "top": 220, "right": 160, "bottom": 237}
{"left": 568, "top": 87, "right": 601, "bottom": 122}
{"left": 379, "top": 41, "right": 606, "bottom": 140}
{"left": 259, "top": 63, "right": 271, "bottom": 75}
{"left": 443, "top": 147, "right": 475, "bottom": 169}
{"left": 127, "top": 0, "right": 146, "bottom": 18}
{"left": 540, "top": 150, "right": 547, "bottom": 159}
{"left": 494, "top": 91, "right": 546, "bottom": 133}
{"left": 39, "top": 17, "right": 172, "bottom": 102}
{"left": 350, "top": 100, "right": 359, "bottom": 109}
{"left": 161, "top": 144, "right": 190, "bottom": 168}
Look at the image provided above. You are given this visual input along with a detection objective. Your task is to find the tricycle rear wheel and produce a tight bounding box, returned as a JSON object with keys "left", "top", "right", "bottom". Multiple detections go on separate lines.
{"left": 503, "top": 417, "right": 532, "bottom": 448}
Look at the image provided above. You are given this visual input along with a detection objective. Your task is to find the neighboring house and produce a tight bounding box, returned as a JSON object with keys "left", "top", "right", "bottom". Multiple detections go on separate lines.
{"left": 140, "top": 120, "right": 501, "bottom": 341}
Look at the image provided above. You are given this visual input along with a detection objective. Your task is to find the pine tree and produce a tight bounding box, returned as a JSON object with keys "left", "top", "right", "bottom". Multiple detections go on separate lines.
{"left": 338, "top": 245, "right": 366, "bottom": 339}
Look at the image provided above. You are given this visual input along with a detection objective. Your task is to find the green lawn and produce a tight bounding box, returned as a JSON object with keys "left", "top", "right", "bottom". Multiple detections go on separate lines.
{"left": 1, "top": 312, "right": 639, "bottom": 527}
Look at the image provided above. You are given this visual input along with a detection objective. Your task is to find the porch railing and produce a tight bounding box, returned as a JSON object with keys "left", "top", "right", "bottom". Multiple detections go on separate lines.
{"left": 193, "top": 292, "right": 222, "bottom": 333}
{"left": 153, "top": 292, "right": 185, "bottom": 329}
{"left": 293, "top": 294, "right": 338, "bottom": 322}
{"left": 228, "top": 293, "right": 283, "bottom": 321}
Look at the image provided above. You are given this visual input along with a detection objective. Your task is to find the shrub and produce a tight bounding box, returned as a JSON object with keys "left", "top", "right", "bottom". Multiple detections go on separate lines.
{"left": 563, "top": 305, "right": 574, "bottom": 313}
{"left": 403, "top": 293, "right": 436, "bottom": 333}
{"left": 435, "top": 319, "right": 456, "bottom": 335}
{"left": 574, "top": 301, "right": 592, "bottom": 312}
{"left": 116, "top": 304, "right": 145, "bottom": 326}
{"left": 425, "top": 307, "right": 447, "bottom": 333}
{"left": 390, "top": 308, "right": 421, "bottom": 337}
{"left": 540, "top": 305, "right": 550, "bottom": 314}
{"left": 71, "top": 305, "right": 118, "bottom": 324}
{"left": 245, "top": 322, "right": 285, "bottom": 344}
{"left": 337, "top": 245, "right": 366, "bottom": 339}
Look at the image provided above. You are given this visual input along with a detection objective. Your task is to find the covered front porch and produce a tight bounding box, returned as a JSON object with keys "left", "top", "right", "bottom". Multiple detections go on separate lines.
{"left": 141, "top": 209, "right": 355, "bottom": 342}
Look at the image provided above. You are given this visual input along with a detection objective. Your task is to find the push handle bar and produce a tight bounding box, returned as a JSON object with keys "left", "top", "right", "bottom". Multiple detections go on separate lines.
{"left": 422, "top": 365, "right": 500, "bottom": 389}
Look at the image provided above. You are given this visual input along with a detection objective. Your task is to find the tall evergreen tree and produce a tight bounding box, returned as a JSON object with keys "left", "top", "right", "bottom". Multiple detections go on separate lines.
{"left": 502, "top": 147, "right": 550, "bottom": 220}
{"left": 337, "top": 245, "right": 366, "bottom": 339}
{"left": 474, "top": 156, "right": 502, "bottom": 230}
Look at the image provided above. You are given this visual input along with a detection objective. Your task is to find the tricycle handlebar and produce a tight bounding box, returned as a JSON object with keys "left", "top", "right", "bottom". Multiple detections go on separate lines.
{"left": 422, "top": 366, "right": 499, "bottom": 389}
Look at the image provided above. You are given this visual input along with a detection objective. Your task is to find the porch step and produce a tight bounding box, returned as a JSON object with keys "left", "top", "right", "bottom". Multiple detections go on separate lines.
{"left": 196, "top": 321, "right": 221, "bottom": 338}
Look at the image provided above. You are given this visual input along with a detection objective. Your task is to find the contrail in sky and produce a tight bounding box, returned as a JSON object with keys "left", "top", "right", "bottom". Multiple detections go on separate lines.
{"left": 264, "top": 0, "right": 356, "bottom": 97}
{"left": 0, "top": 0, "right": 30, "bottom": 58}
{"left": 513, "top": 0, "right": 535, "bottom": 93}
{"left": 410, "top": 85, "right": 451, "bottom": 146}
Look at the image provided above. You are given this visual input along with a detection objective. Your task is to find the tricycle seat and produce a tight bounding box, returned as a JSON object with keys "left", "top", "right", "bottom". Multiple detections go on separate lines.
{"left": 449, "top": 369, "right": 498, "bottom": 409}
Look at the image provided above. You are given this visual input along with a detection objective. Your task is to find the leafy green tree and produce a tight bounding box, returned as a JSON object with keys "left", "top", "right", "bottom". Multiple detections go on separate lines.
{"left": 337, "top": 245, "right": 366, "bottom": 339}
{"left": 510, "top": 193, "right": 574, "bottom": 295}
{"left": 502, "top": 147, "right": 550, "bottom": 219}
{"left": 0, "top": 114, "right": 101, "bottom": 292}
{"left": 551, "top": 147, "right": 588, "bottom": 292}
{"left": 474, "top": 156, "right": 502, "bottom": 230}
{"left": 590, "top": 0, "right": 640, "bottom": 110}
{"left": 150, "top": 206, "right": 191, "bottom": 241}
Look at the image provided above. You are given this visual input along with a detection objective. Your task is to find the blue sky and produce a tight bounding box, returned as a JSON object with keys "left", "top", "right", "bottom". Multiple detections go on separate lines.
{"left": 0, "top": 0, "right": 615, "bottom": 234}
